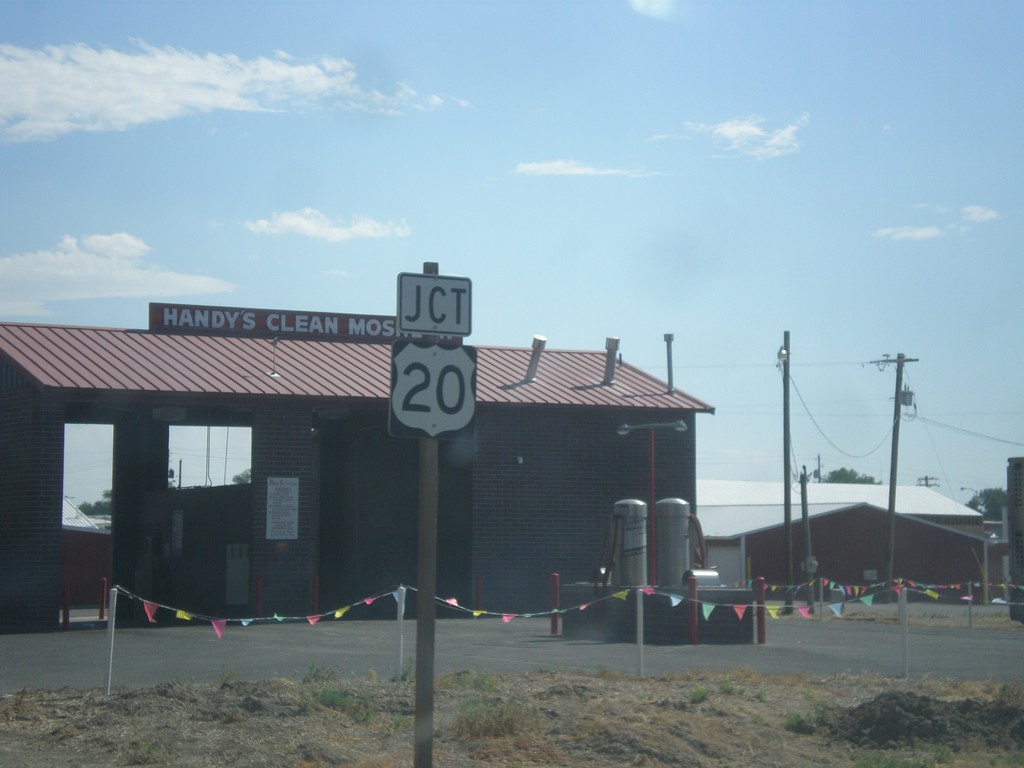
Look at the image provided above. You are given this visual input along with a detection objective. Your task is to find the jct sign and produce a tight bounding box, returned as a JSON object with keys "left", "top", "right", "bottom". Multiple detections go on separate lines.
{"left": 389, "top": 341, "right": 477, "bottom": 439}
{"left": 396, "top": 273, "right": 471, "bottom": 336}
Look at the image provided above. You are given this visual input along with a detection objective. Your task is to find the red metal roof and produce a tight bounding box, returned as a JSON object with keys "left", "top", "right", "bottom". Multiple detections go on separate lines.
{"left": 0, "top": 321, "right": 714, "bottom": 412}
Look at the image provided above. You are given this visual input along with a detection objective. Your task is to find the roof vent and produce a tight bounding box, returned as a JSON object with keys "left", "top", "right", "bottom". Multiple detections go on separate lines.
{"left": 602, "top": 337, "right": 619, "bottom": 385}
{"left": 524, "top": 335, "right": 547, "bottom": 383}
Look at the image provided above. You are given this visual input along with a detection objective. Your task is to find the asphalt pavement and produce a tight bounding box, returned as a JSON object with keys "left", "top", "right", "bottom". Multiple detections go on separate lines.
{"left": 2, "top": 604, "right": 1022, "bottom": 692}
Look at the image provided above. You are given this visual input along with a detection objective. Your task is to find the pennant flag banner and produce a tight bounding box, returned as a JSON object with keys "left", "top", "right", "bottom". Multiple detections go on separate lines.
{"left": 642, "top": 587, "right": 655, "bottom": 596}
{"left": 924, "top": 589, "right": 940, "bottom": 600}
{"left": 176, "top": 610, "right": 192, "bottom": 621}
{"left": 797, "top": 606, "right": 812, "bottom": 619}
{"left": 579, "top": 603, "right": 589, "bottom": 611}
{"left": 733, "top": 605, "right": 747, "bottom": 621}
{"left": 702, "top": 603, "right": 715, "bottom": 620}
{"left": 472, "top": 610, "right": 485, "bottom": 618}
{"left": 860, "top": 594, "right": 874, "bottom": 606}
{"left": 364, "top": 597, "right": 376, "bottom": 605}
{"left": 501, "top": 614, "right": 514, "bottom": 624}
{"left": 240, "top": 619, "right": 253, "bottom": 627}
{"left": 612, "top": 591, "right": 629, "bottom": 601}
{"left": 445, "top": 597, "right": 459, "bottom": 607}
{"left": 830, "top": 603, "right": 843, "bottom": 618}
{"left": 143, "top": 601, "right": 158, "bottom": 623}
{"left": 211, "top": 619, "right": 227, "bottom": 639}
{"left": 334, "top": 606, "right": 350, "bottom": 619}
{"left": 767, "top": 606, "right": 780, "bottom": 619}
{"left": 306, "top": 616, "right": 320, "bottom": 626}
{"left": 273, "top": 613, "right": 284, "bottom": 622}
{"left": 668, "top": 594, "right": 683, "bottom": 608}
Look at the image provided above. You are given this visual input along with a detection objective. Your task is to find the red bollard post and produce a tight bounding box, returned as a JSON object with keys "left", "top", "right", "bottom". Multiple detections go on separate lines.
{"left": 688, "top": 574, "right": 699, "bottom": 645}
{"left": 62, "top": 582, "right": 71, "bottom": 631}
{"left": 256, "top": 575, "right": 264, "bottom": 620}
{"left": 312, "top": 575, "right": 319, "bottom": 615}
{"left": 755, "top": 576, "right": 766, "bottom": 645}
{"left": 99, "top": 578, "right": 108, "bottom": 621}
{"left": 550, "top": 572, "right": 561, "bottom": 635}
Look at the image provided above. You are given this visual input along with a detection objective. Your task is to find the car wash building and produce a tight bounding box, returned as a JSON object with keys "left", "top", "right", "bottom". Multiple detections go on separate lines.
{"left": 0, "top": 301, "right": 713, "bottom": 631}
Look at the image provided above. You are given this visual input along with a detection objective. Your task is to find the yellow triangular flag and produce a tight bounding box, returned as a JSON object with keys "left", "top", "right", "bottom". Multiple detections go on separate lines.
{"left": 334, "top": 606, "right": 350, "bottom": 619}
{"left": 175, "top": 610, "right": 192, "bottom": 621}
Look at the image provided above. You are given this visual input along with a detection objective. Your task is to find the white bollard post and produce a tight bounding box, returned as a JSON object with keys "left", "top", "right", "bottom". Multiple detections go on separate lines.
{"left": 899, "top": 587, "right": 909, "bottom": 680}
{"left": 104, "top": 587, "right": 118, "bottom": 695}
{"left": 396, "top": 586, "right": 407, "bottom": 681}
{"left": 635, "top": 587, "right": 645, "bottom": 678}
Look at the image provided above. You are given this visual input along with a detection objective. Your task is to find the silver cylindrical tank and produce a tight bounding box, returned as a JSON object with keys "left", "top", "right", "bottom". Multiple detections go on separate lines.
{"left": 612, "top": 499, "right": 647, "bottom": 587}
{"left": 655, "top": 498, "right": 691, "bottom": 586}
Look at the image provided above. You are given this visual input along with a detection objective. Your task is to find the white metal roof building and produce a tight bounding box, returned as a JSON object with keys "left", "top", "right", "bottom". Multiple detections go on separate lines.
{"left": 693, "top": 480, "right": 992, "bottom": 589}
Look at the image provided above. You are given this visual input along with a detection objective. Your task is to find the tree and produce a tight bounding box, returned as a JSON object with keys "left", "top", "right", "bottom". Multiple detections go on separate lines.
{"left": 966, "top": 487, "right": 1007, "bottom": 522}
{"left": 78, "top": 489, "right": 112, "bottom": 517}
{"left": 823, "top": 467, "right": 880, "bottom": 485}
{"left": 232, "top": 468, "right": 252, "bottom": 485}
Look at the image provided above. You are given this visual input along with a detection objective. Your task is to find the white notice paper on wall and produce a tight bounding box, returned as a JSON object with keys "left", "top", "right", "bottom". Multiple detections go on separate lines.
{"left": 266, "top": 477, "right": 299, "bottom": 540}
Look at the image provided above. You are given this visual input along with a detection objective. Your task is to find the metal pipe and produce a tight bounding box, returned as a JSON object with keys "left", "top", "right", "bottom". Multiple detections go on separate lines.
{"left": 664, "top": 333, "right": 674, "bottom": 393}
{"left": 524, "top": 335, "right": 546, "bottom": 382}
{"left": 602, "top": 337, "right": 619, "bottom": 385}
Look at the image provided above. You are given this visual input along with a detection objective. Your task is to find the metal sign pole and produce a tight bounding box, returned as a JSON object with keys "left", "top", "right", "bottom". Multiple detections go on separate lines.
{"left": 414, "top": 262, "right": 440, "bottom": 768}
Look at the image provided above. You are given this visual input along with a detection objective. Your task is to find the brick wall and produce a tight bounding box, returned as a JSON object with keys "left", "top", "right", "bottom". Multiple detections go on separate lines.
{"left": 471, "top": 405, "right": 696, "bottom": 614}
{"left": 250, "top": 406, "right": 318, "bottom": 616}
{"left": 0, "top": 388, "right": 65, "bottom": 631}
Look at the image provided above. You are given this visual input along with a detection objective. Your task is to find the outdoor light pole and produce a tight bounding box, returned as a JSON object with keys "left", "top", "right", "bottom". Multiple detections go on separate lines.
{"left": 617, "top": 419, "right": 688, "bottom": 585}
{"left": 779, "top": 333, "right": 793, "bottom": 608}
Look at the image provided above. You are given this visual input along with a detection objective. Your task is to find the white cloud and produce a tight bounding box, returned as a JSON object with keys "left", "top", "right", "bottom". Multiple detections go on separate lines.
{"left": 246, "top": 208, "right": 412, "bottom": 242}
{"left": 0, "top": 42, "right": 446, "bottom": 141}
{"left": 514, "top": 159, "right": 656, "bottom": 177}
{"left": 873, "top": 225, "right": 945, "bottom": 241}
{"left": 962, "top": 205, "right": 999, "bottom": 223}
{"left": 875, "top": 203, "right": 1000, "bottom": 242}
{"left": 0, "top": 233, "right": 235, "bottom": 316}
{"left": 629, "top": 0, "right": 676, "bottom": 19}
{"left": 688, "top": 114, "right": 809, "bottom": 159}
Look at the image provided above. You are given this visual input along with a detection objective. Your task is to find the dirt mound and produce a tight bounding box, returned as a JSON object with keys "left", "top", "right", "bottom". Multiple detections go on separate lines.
{"left": 830, "top": 690, "right": 1024, "bottom": 750}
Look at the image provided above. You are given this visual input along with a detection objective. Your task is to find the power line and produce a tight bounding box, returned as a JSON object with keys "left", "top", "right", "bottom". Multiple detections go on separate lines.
{"left": 789, "top": 373, "right": 897, "bottom": 459}
{"left": 914, "top": 415, "right": 1024, "bottom": 447}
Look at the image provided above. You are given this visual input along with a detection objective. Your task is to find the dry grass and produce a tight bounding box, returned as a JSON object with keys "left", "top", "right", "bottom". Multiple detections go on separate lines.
{"left": 3, "top": 668, "right": 1024, "bottom": 767}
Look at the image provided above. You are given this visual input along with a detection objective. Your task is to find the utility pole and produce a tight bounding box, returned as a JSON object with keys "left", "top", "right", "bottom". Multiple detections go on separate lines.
{"left": 779, "top": 332, "right": 793, "bottom": 608}
{"left": 917, "top": 476, "right": 939, "bottom": 488}
{"left": 871, "top": 353, "right": 918, "bottom": 593}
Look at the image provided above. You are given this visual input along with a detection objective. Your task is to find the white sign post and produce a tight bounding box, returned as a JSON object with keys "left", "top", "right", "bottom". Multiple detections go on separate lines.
{"left": 394, "top": 264, "right": 474, "bottom": 768}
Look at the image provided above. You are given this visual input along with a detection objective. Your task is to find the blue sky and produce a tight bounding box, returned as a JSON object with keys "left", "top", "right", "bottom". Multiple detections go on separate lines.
{"left": 2, "top": 1, "right": 1022, "bottom": 505}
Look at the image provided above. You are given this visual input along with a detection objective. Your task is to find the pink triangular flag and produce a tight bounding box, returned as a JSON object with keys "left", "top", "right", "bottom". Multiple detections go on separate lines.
{"left": 307, "top": 615, "right": 321, "bottom": 625}
{"left": 445, "top": 597, "right": 459, "bottom": 606}
{"left": 641, "top": 587, "right": 655, "bottom": 595}
{"left": 732, "top": 604, "right": 747, "bottom": 621}
{"left": 211, "top": 619, "right": 227, "bottom": 639}
{"left": 143, "top": 601, "right": 158, "bottom": 623}
{"left": 797, "top": 605, "right": 812, "bottom": 619}
{"left": 501, "top": 614, "right": 514, "bottom": 623}
{"left": 364, "top": 596, "right": 376, "bottom": 605}
{"left": 579, "top": 603, "right": 589, "bottom": 611}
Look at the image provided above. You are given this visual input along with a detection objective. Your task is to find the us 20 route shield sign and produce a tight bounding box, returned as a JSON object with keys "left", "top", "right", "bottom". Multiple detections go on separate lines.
{"left": 389, "top": 341, "right": 477, "bottom": 439}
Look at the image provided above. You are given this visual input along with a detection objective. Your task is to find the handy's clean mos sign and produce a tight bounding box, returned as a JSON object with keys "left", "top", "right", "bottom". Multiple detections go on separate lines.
{"left": 149, "top": 303, "right": 455, "bottom": 344}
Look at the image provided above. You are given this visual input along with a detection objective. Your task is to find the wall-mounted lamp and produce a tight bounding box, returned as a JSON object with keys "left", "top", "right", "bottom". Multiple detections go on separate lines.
{"left": 617, "top": 419, "right": 687, "bottom": 436}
